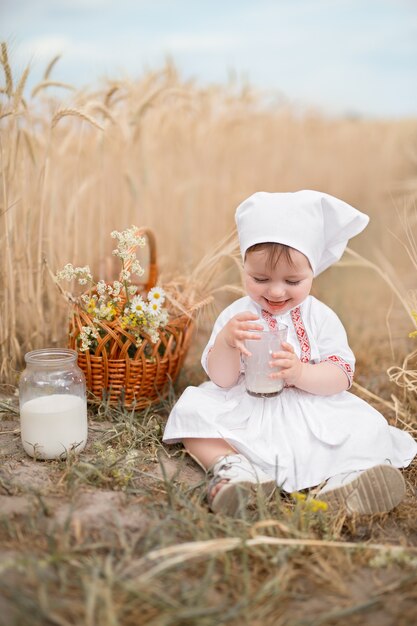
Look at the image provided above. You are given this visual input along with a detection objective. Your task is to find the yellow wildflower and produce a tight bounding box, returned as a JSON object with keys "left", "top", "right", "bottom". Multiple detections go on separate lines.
{"left": 291, "top": 492, "right": 306, "bottom": 502}
{"left": 87, "top": 298, "right": 96, "bottom": 314}
{"left": 291, "top": 491, "right": 328, "bottom": 512}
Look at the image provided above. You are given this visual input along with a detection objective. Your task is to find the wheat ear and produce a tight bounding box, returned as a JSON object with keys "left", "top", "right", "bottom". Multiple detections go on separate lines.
{"left": 51, "top": 108, "right": 104, "bottom": 130}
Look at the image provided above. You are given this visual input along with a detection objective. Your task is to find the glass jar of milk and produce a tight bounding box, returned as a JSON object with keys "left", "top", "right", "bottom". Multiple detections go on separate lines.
{"left": 19, "top": 348, "right": 88, "bottom": 460}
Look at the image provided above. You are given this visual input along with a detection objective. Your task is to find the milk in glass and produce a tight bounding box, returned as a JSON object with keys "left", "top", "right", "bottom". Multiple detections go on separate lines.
{"left": 244, "top": 325, "right": 288, "bottom": 397}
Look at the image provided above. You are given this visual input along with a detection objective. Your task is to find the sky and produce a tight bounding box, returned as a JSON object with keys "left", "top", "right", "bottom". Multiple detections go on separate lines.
{"left": 1, "top": 0, "right": 417, "bottom": 118}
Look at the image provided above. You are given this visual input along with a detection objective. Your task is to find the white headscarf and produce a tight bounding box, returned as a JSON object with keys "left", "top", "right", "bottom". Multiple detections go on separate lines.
{"left": 235, "top": 190, "right": 369, "bottom": 276}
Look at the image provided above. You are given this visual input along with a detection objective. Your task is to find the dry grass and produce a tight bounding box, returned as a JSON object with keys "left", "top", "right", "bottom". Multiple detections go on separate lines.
{"left": 1, "top": 43, "right": 417, "bottom": 625}
{"left": 1, "top": 397, "right": 416, "bottom": 625}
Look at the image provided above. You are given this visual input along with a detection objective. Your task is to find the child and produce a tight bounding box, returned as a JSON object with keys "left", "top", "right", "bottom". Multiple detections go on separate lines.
{"left": 163, "top": 191, "right": 417, "bottom": 516}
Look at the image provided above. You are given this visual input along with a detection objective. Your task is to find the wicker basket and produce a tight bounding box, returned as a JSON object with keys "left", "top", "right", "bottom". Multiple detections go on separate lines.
{"left": 68, "top": 228, "right": 195, "bottom": 408}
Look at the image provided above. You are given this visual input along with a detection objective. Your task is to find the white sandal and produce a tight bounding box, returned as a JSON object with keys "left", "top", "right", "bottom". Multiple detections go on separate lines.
{"left": 207, "top": 454, "right": 276, "bottom": 516}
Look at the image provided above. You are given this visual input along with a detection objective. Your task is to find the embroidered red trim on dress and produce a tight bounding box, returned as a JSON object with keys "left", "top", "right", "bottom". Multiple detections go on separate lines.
{"left": 261, "top": 309, "right": 278, "bottom": 330}
{"left": 323, "top": 354, "right": 354, "bottom": 387}
{"left": 262, "top": 307, "right": 311, "bottom": 363}
{"left": 290, "top": 307, "right": 311, "bottom": 363}
{"left": 261, "top": 308, "right": 353, "bottom": 388}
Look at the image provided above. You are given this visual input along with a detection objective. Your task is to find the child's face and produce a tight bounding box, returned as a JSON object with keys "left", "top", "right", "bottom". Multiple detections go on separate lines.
{"left": 244, "top": 247, "right": 313, "bottom": 315}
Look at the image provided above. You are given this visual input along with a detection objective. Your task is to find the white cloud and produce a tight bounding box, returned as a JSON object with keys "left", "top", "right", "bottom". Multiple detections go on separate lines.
{"left": 18, "top": 35, "right": 72, "bottom": 60}
{"left": 37, "top": 0, "right": 116, "bottom": 9}
{"left": 160, "top": 32, "right": 241, "bottom": 53}
{"left": 17, "top": 35, "right": 113, "bottom": 63}
{"left": 63, "top": 0, "right": 114, "bottom": 6}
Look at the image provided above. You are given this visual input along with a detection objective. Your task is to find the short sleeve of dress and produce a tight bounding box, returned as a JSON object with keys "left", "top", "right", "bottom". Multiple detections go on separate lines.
{"left": 313, "top": 302, "right": 355, "bottom": 388}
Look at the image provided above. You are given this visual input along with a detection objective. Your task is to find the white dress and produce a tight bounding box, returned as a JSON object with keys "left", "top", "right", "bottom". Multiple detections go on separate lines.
{"left": 163, "top": 295, "right": 417, "bottom": 492}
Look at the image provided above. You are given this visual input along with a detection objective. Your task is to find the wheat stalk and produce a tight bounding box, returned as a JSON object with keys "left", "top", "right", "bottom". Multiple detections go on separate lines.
{"left": 0, "top": 138, "right": 16, "bottom": 378}
{"left": 0, "top": 110, "right": 22, "bottom": 120}
{"left": 31, "top": 80, "right": 76, "bottom": 98}
{"left": 126, "top": 534, "right": 417, "bottom": 584}
{"left": 85, "top": 101, "right": 118, "bottom": 126}
{"left": 12, "top": 65, "right": 30, "bottom": 111}
{"left": 51, "top": 108, "right": 104, "bottom": 130}
{"left": 342, "top": 247, "right": 414, "bottom": 325}
{"left": 1, "top": 42, "right": 13, "bottom": 97}
{"left": 104, "top": 84, "right": 121, "bottom": 107}
{"left": 21, "top": 128, "right": 37, "bottom": 164}
{"left": 43, "top": 55, "right": 61, "bottom": 80}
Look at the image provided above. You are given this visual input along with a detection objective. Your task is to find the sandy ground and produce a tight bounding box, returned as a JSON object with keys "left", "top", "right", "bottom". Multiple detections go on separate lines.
{"left": 0, "top": 415, "right": 204, "bottom": 538}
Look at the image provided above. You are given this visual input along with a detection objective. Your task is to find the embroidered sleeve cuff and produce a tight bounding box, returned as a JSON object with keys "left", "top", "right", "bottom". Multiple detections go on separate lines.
{"left": 322, "top": 355, "right": 354, "bottom": 388}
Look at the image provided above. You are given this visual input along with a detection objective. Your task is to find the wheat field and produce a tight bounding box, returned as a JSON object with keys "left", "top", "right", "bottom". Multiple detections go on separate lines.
{"left": 1, "top": 44, "right": 417, "bottom": 626}
{"left": 1, "top": 44, "right": 417, "bottom": 385}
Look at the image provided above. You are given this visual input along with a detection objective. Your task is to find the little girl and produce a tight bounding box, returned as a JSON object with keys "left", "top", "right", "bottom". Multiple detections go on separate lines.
{"left": 163, "top": 191, "right": 417, "bottom": 516}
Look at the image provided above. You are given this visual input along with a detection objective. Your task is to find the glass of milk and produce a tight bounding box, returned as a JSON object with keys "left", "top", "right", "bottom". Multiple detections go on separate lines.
{"left": 19, "top": 348, "right": 88, "bottom": 460}
{"left": 244, "top": 324, "right": 288, "bottom": 397}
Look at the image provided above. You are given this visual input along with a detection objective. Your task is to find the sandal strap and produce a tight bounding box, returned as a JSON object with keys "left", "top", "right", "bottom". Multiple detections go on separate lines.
{"left": 207, "top": 455, "right": 275, "bottom": 509}
{"left": 207, "top": 473, "right": 229, "bottom": 507}
{"left": 209, "top": 454, "right": 271, "bottom": 484}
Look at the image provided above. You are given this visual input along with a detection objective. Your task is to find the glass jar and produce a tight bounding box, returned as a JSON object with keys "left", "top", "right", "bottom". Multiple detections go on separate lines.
{"left": 19, "top": 348, "right": 88, "bottom": 460}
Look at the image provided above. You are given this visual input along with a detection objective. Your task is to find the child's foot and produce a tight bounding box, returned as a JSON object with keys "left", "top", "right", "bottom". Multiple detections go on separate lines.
{"left": 207, "top": 454, "right": 276, "bottom": 516}
{"left": 316, "top": 465, "right": 406, "bottom": 515}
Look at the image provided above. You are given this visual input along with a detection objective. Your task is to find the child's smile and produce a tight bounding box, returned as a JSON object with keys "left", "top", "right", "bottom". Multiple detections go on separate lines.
{"left": 263, "top": 297, "right": 290, "bottom": 312}
{"left": 244, "top": 247, "right": 313, "bottom": 316}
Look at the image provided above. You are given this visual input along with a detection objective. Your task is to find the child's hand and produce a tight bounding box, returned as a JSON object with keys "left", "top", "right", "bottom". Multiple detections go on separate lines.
{"left": 220, "top": 312, "right": 264, "bottom": 356}
{"left": 270, "top": 342, "right": 303, "bottom": 386}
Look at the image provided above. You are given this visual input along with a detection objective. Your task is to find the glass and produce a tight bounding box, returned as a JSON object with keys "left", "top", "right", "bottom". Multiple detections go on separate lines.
{"left": 19, "top": 348, "right": 88, "bottom": 460}
{"left": 244, "top": 324, "right": 288, "bottom": 397}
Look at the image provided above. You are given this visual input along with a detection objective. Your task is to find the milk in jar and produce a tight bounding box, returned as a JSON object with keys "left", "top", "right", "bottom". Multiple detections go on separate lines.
{"left": 19, "top": 348, "right": 88, "bottom": 460}
{"left": 20, "top": 394, "right": 87, "bottom": 459}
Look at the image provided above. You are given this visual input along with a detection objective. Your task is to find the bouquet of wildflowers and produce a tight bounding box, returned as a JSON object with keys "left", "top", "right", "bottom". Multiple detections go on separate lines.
{"left": 56, "top": 226, "right": 169, "bottom": 353}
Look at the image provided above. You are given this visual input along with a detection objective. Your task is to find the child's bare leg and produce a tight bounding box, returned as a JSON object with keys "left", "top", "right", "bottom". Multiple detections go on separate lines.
{"left": 182, "top": 437, "right": 237, "bottom": 470}
{"left": 183, "top": 438, "right": 237, "bottom": 499}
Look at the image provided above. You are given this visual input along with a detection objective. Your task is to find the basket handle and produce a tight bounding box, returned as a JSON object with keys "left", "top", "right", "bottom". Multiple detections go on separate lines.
{"left": 122, "top": 227, "right": 158, "bottom": 293}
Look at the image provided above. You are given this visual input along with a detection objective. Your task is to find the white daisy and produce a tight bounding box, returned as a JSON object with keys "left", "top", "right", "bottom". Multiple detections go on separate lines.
{"left": 130, "top": 295, "right": 147, "bottom": 314}
{"left": 148, "top": 286, "right": 165, "bottom": 305}
{"left": 148, "top": 300, "right": 162, "bottom": 316}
